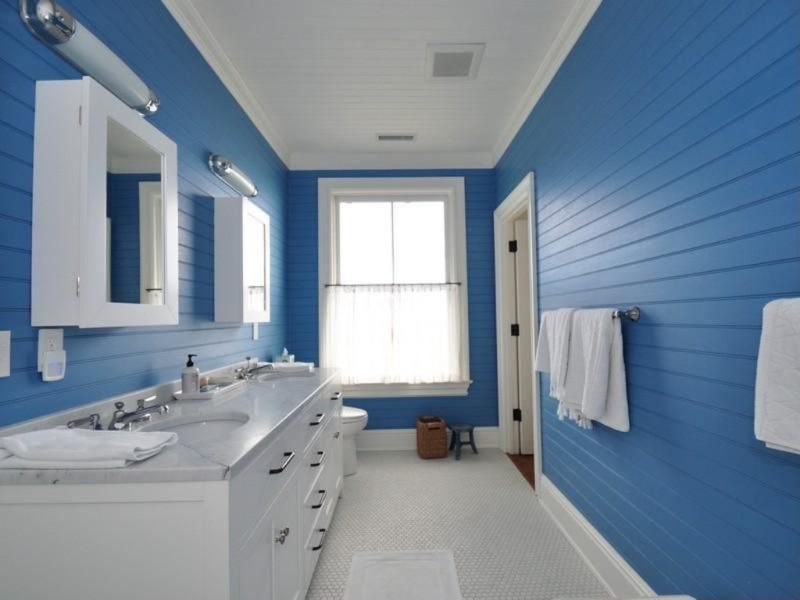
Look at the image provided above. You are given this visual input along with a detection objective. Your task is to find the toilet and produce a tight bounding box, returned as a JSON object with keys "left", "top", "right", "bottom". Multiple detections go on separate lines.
{"left": 341, "top": 406, "right": 368, "bottom": 476}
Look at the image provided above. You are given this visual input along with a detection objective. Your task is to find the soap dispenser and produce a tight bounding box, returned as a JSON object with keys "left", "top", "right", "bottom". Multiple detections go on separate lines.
{"left": 182, "top": 354, "right": 199, "bottom": 393}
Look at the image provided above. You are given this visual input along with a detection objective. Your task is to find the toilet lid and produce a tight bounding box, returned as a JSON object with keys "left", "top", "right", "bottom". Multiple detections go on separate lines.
{"left": 341, "top": 406, "right": 367, "bottom": 423}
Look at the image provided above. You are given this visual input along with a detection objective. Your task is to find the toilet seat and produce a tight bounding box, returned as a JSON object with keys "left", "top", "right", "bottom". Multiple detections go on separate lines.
{"left": 342, "top": 406, "right": 368, "bottom": 424}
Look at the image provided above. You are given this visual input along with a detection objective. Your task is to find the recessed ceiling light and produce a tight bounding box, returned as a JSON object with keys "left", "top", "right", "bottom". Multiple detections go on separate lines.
{"left": 426, "top": 43, "right": 485, "bottom": 80}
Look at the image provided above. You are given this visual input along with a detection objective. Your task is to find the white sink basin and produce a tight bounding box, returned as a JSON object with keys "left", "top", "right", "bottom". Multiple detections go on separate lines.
{"left": 256, "top": 370, "right": 314, "bottom": 382}
{"left": 142, "top": 411, "right": 250, "bottom": 445}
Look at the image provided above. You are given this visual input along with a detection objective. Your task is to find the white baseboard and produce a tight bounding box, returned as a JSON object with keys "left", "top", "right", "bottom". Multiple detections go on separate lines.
{"left": 356, "top": 427, "right": 499, "bottom": 451}
{"left": 540, "top": 476, "right": 657, "bottom": 598}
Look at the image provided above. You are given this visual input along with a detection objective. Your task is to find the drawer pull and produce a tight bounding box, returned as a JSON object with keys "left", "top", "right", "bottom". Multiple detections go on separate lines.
{"left": 311, "top": 489, "right": 327, "bottom": 509}
{"left": 310, "top": 450, "right": 326, "bottom": 467}
{"left": 275, "top": 527, "right": 290, "bottom": 545}
{"left": 330, "top": 392, "right": 342, "bottom": 401}
{"left": 269, "top": 451, "right": 295, "bottom": 474}
{"left": 333, "top": 431, "right": 340, "bottom": 439}
{"left": 309, "top": 413, "right": 325, "bottom": 427}
{"left": 311, "top": 528, "right": 327, "bottom": 551}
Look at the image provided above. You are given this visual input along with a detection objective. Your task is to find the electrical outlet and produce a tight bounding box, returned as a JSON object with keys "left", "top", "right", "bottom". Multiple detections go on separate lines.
{"left": 0, "top": 331, "right": 9, "bottom": 378}
{"left": 37, "top": 329, "right": 63, "bottom": 372}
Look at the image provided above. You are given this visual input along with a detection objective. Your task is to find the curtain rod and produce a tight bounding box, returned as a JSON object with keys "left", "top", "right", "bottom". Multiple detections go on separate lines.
{"left": 325, "top": 282, "right": 461, "bottom": 287}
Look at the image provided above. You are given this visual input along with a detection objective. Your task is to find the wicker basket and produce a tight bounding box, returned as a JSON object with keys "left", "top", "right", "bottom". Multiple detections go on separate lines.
{"left": 416, "top": 416, "right": 448, "bottom": 459}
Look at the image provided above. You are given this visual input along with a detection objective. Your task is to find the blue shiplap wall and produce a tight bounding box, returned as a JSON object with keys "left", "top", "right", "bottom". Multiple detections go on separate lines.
{"left": 286, "top": 170, "right": 497, "bottom": 429}
{"left": 496, "top": 1, "right": 800, "bottom": 598}
{"left": 0, "top": 0, "right": 287, "bottom": 426}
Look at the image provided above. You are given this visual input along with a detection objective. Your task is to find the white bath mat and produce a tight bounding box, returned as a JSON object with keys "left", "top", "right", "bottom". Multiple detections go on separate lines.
{"left": 342, "top": 550, "right": 464, "bottom": 600}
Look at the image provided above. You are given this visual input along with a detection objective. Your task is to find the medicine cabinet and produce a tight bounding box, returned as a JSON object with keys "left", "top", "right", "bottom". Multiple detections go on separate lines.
{"left": 214, "top": 197, "right": 271, "bottom": 323}
{"left": 31, "top": 77, "right": 179, "bottom": 327}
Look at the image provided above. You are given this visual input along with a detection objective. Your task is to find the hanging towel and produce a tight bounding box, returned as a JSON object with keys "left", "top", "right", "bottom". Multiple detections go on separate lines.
{"left": 535, "top": 308, "right": 576, "bottom": 400}
{"left": 0, "top": 428, "right": 178, "bottom": 469}
{"left": 562, "top": 309, "right": 630, "bottom": 432}
{"left": 261, "top": 361, "right": 315, "bottom": 373}
{"left": 754, "top": 298, "right": 800, "bottom": 455}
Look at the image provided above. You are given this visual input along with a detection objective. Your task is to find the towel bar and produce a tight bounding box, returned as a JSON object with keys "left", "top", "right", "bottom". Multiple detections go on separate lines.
{"left": 612, "top": 306, "right": 640, "bottom": 321}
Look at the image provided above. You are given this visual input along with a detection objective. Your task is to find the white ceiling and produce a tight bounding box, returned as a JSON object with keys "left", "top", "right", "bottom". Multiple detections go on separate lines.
{"left": 162, "top": 0, "right": 600, "bottom": 169}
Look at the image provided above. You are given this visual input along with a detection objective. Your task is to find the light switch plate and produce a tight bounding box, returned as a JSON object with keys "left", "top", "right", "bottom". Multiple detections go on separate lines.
{"left": 38, "top": 329, "right": 63, "bottom": 372}
{"left": 0, "top": 331, "right": 9, "bottom": 378}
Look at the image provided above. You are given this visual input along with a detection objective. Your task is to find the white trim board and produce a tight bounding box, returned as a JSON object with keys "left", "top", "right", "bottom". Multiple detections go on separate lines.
{"left": 356, "top": 427, "right": 498, "bottom": 452}
{"left": 289, "top": 151, "right": 493, "bottom": 171}
{"left": 491, "top": 0, "right": 602, "bottom": 164}
{"left": 160, "top": 0, "right": 290, "bottom": 165}
{"left": 539, "top": 476, "right": 657, "bottom": 598}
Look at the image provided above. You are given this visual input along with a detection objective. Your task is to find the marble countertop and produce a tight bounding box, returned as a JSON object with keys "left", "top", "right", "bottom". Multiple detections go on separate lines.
{"left": 0, "top": 368, "right": 338, "bottom": 485}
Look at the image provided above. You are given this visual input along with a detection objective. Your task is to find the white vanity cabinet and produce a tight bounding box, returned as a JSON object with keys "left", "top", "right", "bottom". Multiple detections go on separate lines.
{"left": 215, "top": 197, "right": 271, "bottom": 323}
{"left": 0, "top": 380, "right": 343, "bottom": 600}
{"left": 31, "top": 76, "right": 179, "bottom": 327}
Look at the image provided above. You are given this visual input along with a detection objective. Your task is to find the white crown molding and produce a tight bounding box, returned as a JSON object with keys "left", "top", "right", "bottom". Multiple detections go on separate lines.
{"left": 290, "top": 151, "right": 494, "bottom": 171}
{"left": 491, "top": 0, "right": 602, "bottom": 164}
{"left": 161, "top": 0, "right": 291, "bottom": 165}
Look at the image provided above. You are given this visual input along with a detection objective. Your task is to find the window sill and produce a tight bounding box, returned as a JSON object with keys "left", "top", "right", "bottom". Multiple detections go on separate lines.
{"left": 343, "top": 381, "right": 472, "bottom": 398}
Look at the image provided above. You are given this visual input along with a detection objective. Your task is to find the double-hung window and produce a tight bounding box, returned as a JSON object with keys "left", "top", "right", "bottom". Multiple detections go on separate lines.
{"left": 319, "top": 178, "right": 470, "bottom": 397}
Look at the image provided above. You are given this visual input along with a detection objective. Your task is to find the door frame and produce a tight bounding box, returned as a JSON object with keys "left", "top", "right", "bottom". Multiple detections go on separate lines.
{"left": 494, "top": 172, "right": 542, "bottom": 493}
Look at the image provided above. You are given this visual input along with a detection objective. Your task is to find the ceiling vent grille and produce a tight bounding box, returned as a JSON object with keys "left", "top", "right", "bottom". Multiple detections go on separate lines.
{"left": 377, "top": 133, "right": 416, "bottom": 142}
{"left": 426, "top": 43, "right": 485, "bottom": 80}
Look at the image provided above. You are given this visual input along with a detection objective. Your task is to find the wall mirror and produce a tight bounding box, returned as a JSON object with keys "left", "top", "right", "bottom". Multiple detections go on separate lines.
{"left": 105, "top": 118, "right": 165, "bottom": 306}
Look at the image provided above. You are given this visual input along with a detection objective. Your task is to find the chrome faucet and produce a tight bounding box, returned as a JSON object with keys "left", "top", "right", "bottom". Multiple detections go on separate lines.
{"left": 66, "top": 413, "right": 102, "bottom": 430}
{"left": 235, "top": 357, "right": 274, "bottom": 380}
{"left": 108, "top": 396, "right": 170, "bottom": 431}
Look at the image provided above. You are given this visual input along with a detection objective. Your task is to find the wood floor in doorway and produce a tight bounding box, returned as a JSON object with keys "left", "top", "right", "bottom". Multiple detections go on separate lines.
{"left": 507, "top": 453, "right": 535, "bottom": 489}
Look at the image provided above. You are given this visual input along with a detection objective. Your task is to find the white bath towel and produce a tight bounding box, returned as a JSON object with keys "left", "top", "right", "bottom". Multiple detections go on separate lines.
{"left": 535, "top": 308, "right": 576, "bottom": 400}
{"left": 562, "top": 309, "right": 630, "bottom": 432}
{"left": 263, "top": 361, "right": 315, "bottom": 373}
{"left": 0, "top": 428, "right": 178, "bottom": 469}
{"left": 754, "top": 298, "right": 800, "bottom": 455}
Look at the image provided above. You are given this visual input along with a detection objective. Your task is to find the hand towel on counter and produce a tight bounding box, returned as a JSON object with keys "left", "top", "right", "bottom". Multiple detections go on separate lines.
{"left": 0, "top": 428, "right": 178, "bottom": 469}
{"left": 535, "top": 308, "right": 576, "bottom": 400}
{"left": 562, "top": 309, "right": 630, "bottom": 432}
{"left": 755, "top": 298, "right": 800, "bottom": 455}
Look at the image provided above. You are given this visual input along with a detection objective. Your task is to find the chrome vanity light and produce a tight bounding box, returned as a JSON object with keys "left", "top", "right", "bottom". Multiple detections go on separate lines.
{"left": 208, "top": 154, "right": 259, "bottom": 198}
{"left": 19, "top": 0, "right": 159, "bottom": 115}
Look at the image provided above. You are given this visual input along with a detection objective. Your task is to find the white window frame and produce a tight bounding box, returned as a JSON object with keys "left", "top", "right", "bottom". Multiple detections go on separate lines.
{"left": 318, "top": 177, "right": 471, "bottom": 398}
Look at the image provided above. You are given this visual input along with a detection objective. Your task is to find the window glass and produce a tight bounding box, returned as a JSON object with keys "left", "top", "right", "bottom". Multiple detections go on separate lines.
{"left": 338, "top": 201, "right": 393, "bottom": 284}
{"left": 392, "top": 200, "right": 446, "bottom": 284}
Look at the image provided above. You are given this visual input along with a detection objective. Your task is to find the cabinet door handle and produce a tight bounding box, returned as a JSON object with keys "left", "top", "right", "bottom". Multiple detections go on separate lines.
{"left": 311, "top": 489, "right": 327, "bottom": 510}
{"left": 311, "top": 528, "right": 327, "bottom": 551}
{"left": 310, "top": 450, "right": 325, "bottom": 467}
{"left": 269, "top": 451, "right": 295, "bottom": 474}
{"left": 309, "top": 413, "right": 325, "bottom": 427}
{"left": 275, "top": 527, "right": 290, "bottom": 545}
{"left": 333, "top": 431, "right": 340, "bottom": 439}
{"left": 330, "top": 392, "right": 342, "bottom": 401}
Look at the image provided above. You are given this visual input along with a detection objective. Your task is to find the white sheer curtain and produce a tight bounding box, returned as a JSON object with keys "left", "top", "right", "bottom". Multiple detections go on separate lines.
{"left": 324, "top": 283, "right": 462, "bottom": 385}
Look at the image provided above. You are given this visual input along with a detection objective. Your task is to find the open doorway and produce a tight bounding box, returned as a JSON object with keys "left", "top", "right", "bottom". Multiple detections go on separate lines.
{"left": 494, "top": 173, "right": 541, "bottom": 492}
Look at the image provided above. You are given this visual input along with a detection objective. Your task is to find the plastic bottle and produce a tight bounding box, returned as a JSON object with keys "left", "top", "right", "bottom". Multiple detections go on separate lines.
{"left": 182, "top": 354, "right": 199, "bottom": 393}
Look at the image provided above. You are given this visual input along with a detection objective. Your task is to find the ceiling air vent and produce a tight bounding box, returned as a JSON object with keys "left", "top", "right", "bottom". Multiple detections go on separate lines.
{"left": 426, "top": 43, "right": 485, "bottom": 80}
{"left": 377, "top": 133, "right": 416, "bottom": 142}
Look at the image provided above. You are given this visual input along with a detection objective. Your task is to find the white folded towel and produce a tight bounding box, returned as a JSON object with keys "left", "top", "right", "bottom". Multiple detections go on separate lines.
{"left": 755, "top": 298, "right": 800, "bottom": 455}
{"left": 0, "top": 428, "right": 178, "bottom": 469}
{"left": 535, "top": 308, "right": 576, "bottom": 400}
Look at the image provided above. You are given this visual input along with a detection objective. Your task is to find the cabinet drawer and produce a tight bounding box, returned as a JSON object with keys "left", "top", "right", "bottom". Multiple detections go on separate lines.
{"left": 301, "top": 385, "right": 342, "bottom": 453}
{"left": 230, "top": 420, "right": 302, "bottom": 545}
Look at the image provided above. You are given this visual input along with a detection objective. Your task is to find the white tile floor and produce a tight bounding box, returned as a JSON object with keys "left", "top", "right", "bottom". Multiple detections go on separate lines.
{"left": 306, "top": 449, "right": 609, "bottom": 600}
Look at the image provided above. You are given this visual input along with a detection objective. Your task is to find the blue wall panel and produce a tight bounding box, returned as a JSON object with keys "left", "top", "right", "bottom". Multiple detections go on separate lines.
{"left": 0, "top": 0, "right": 288, "bottom": 426}
{"left": 286, "top": 170, "right": 498, "bottom": 430}
{"left": 496, "top": 1, "right": 800, "bottom": 598}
